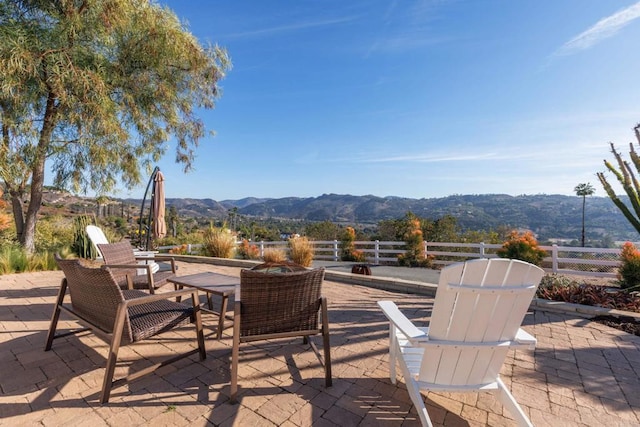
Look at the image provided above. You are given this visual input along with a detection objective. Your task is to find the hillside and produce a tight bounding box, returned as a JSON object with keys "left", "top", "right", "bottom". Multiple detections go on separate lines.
{"left": 45, "top": 191, "right": 639, "bottom": 242}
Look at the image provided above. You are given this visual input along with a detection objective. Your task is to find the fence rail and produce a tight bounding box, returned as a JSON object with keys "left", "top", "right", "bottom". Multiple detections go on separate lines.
{"left": 159, "top": 240, "right": 622, "bottom": 279}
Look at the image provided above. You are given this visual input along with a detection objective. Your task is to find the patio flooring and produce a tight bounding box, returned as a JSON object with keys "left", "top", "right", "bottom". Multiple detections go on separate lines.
{"left": 1, "top": 261, "right": 639, "bottom": 426}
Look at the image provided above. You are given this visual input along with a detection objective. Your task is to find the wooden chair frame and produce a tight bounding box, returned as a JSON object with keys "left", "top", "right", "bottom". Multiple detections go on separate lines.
{"left": 45, "top": 258, "right": 206, "bottom": 403}
{"left": 230, "top": 267, "right": 331, "bottom": 403}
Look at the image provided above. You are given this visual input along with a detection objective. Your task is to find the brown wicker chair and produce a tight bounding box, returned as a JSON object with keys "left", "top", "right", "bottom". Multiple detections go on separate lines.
{"left": 97, "top": 241, "right": 177, "bottom": 293}
{"left": 230, "top": 267, "right": 331, "bottom": 402}
{"left": 45, "top": 256, "right": 206, "bottom": 404}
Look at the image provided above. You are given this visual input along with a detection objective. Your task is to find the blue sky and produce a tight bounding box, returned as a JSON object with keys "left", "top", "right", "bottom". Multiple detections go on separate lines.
{"left": 124, "top": 0, "right": 640, "bottom": 200}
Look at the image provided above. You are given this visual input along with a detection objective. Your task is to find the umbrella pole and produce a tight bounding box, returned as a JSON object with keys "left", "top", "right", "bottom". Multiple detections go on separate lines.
{"left": 138, "top": 167, "right": 159, "bottom": 251}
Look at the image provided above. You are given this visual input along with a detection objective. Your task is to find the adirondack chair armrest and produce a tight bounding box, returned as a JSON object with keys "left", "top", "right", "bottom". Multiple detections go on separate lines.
{"left": 514, "top": 328, "right": 536, "bottom": 349}
{"left": 377, "top": 301, "right": 428, "bottom": 342}
{"left": 134, "top": 256, "right": 176, "bottom": 273}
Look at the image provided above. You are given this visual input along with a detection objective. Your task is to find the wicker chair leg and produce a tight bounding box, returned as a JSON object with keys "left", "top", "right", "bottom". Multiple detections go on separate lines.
{"left": 230, "top": 301, "right": 241, "bottom": 403}
{"left": 321, "top": 297, "right": 332, "bottom": 387}
{"left": 100, "top": 304, "right": 128, "bottom": 404}
{"left": 45, "top": 278, "right": 68, "bottom": 351}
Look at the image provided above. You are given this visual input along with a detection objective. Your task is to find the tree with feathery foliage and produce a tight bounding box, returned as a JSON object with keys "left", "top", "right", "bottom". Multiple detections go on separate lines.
{"left": 0, "top": 0, "right": 230, "bottom": 252}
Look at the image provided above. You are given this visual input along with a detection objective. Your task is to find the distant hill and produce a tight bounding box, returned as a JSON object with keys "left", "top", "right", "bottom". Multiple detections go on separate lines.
{"left": 225, "top": 193, "right": 637, "bottom": 241}
{"left": 46, "top": 191, "right": 639, "bottom": 242}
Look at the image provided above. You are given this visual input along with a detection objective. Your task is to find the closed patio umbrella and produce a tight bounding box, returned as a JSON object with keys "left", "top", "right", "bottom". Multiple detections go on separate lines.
{"left": 152, "top": 171, "right": 167, "bottom": 240}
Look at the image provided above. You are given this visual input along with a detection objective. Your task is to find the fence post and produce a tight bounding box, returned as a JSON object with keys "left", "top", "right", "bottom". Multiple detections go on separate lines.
{"left": 375, "top": 240, "right": 380, "bottom": 265}
{"left": 333, "top": 240, "right": 339, "bottom": 261}
{"left": 187, "top": 244, "right": 192, "bottom": 254}
{"left": 479, "top": 242, "right": 485, "bottom": 259}
{"left": 259, "top": 241, "right": 264, "bottom": 257}
{"left": 552, "top": 244, "right": 558, "bottom": 273}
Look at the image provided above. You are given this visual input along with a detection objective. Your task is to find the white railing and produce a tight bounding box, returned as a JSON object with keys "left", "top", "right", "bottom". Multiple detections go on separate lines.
{"left": 159, "top": 240, "right": 622, "bottom": 279}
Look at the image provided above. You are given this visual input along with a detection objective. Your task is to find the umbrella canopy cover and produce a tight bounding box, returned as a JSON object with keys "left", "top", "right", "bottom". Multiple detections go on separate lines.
{"left": 152, "top": 171, "right": 167, "bottom": 239}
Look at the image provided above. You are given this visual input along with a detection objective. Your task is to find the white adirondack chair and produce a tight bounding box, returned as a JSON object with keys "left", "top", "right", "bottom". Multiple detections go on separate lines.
{"left": 378, "top": 258, "right": 544, "bottom": 427}
{"left": 86, "top": 225, "right": 159, "bottom": 274}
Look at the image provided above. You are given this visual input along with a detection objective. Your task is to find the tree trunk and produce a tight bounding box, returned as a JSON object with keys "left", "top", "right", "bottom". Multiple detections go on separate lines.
{"left": 9, "top": 188, "right": 25, "bottom": 242}
{"left": 20, "top": 92, "right": 57, "bottom": 253}
{"left": 581, "top": 196, "right": 586, "bottom": 247}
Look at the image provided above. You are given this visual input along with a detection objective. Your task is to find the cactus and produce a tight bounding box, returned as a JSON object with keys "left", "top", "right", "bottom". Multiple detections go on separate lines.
{"left": 597, "top": 124, "right": 640, "bottom": 235}
{"left": 71, "top": 215, "right": 99, "bottom": 259}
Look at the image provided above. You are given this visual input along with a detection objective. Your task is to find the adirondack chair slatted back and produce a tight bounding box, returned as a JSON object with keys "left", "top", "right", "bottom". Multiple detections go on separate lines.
{"left": 421, "top": 258, "right": 544, "bottom": 386}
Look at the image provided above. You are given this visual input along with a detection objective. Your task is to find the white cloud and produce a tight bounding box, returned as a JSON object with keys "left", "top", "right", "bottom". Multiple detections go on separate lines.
{"left": 556, "top": 1, "right": 640, "bottom": 55}
{"left": 225, "top": 17, "right": 356, "bottom": 40}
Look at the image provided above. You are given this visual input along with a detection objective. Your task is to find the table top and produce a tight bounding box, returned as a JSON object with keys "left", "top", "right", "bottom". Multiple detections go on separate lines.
{"left": 168, "top": 272, "right": 237, "bottom": 295}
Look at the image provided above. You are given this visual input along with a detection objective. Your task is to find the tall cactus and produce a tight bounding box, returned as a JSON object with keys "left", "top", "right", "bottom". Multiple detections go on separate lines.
{"left": 597, "top": 124, "right": 640, "bottom": 234}
{"left": 71, "top": 215, "right": 99, "bottom": 259}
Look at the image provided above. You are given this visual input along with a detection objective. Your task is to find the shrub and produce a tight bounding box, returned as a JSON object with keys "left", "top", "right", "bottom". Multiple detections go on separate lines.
{"left": 262, "top": 247, "right": 287, "bottom": 263}
{"left": 340, "top": 226, "right": 366, "bottom": 262}
{"left": 618, "top": 242, "right": 640, "bottom": 290}
{"left": 398, "top": 216, "right": 433, "bottom": 268}
{"left": 537, "top": 274, "right": 640, "bottom": 312}
{"left": 70, "top": 215, "right": 99, "bottom": 259}
{"left": 497, "top": 230, "right": 546, "bottom": 266}
{"left": 0, "top": 245, "right": 59, "bottom": 274}
{"left": 237, "top": 239, "right": 260, "bottom": 260}
{"left": 168, "top": 244, "right": 190, "bottom": 255}
{"left": 202, "top": 226, "right": 236, "bottom": 258}
{"left": 289, "top": 236, "right": 314, "bottom": 267}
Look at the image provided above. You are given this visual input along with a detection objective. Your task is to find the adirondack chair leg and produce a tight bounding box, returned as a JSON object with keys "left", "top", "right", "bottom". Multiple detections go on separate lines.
{"left": 388, "top": 324, "right": 397, "bottom": 384}
{"left": 495, "top": 378, "right": 533, "bottom": 427}
{"left": 398, "top": 363, "right": 433, "bottom": 427}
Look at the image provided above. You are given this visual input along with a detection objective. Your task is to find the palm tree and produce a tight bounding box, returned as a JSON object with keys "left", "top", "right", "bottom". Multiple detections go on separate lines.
{"left": 574, "top": 183, "right": 595, "bottom": 247}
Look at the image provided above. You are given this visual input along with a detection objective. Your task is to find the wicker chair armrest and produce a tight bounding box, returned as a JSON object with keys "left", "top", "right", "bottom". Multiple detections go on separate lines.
{"left": 103, "top": 263, "right": 150, "bottom": 270}
{"left": 122, "top": 288, "right": 199, "bottom": 307}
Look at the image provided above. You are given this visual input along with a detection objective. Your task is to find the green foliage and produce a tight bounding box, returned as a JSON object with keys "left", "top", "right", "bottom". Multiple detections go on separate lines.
{"left": 35, "top": 215, "right": 75, "bottom": 252}
{"left": 305, "top": 221, "right": 341, "bottom": 240}
{"left": 0, "top": 0, "right": 230, "bottom": 252}
{"left": 71, "top": 215, "right": 99, "bottom": 259}
{"left": 0, "top": 245, "right": 59, "bottom": 274}
{"left": 497, "top": 231, "right": 546, "bottom": 266}
{"left": 597, "top": 126, "right": 640, "bottom": 235}
{"left": 202, "top": 226, "right": 236, "bottom": 258}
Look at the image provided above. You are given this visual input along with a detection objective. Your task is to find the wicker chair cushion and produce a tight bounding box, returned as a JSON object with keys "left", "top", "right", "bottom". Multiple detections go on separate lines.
{"left": 130, "top": 269, "right": 176, "bottom": 289}
{"left": 239, "top": 268, "right": 324, "bottom": 336}
{"left": 127, "top": 298, "right": 193, "bottom": 342}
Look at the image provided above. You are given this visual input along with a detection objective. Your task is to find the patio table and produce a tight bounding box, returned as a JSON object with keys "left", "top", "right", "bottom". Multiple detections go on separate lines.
{"left": 168, "top": 272, "right": 237, "bottom": 339}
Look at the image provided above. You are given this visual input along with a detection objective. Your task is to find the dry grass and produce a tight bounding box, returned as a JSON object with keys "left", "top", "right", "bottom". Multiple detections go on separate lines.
{"left": 262, "top": 247, "right": 287, "bottom": 263}
{"left": 202, "top": 227, "right": 236, "bottom": 258}
{"left": 288, "top": 236, "right": 314, "bottom": 267}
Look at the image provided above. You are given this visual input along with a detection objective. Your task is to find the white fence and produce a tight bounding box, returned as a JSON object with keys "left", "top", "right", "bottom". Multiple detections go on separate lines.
{"left": 161, "top": 240, "right": 621, "bottom": 279}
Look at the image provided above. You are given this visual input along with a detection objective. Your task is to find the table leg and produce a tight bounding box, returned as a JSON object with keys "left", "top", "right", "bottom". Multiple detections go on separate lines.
{"left": 218, "top": 295, "right": 229, "bottom": 339}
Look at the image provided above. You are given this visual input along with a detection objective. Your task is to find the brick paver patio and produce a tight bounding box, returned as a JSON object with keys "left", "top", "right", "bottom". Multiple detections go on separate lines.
{"left": 1, "top": 262, "right": 639, "bottom": 426}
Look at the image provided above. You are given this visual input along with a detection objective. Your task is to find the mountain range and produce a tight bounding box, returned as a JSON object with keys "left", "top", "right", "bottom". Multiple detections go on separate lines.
{"left": 137, "top": 193, "right": 638, "bottom": 242}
